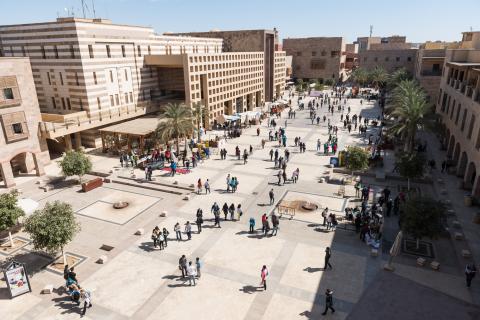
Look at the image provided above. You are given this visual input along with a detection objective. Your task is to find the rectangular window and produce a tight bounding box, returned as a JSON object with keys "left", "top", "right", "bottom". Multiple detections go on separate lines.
{"left": 468, "top": 115, "right": 475, "bottom": 139}
{"left": 106, "top": 45, "right": 111, "bottom": 58}
{"left": 137, "top": 45, "right": 141, "bottom": 57}
{"left": 93, "top": 72, "right": 97, "bottom": 85}
{"left": 51, "top": 97, "right": 57, "bottom": 109}
{"left": 70, "top": 45, "right": 75, "bottom": 58}
{"left": 312, "top": 51, "right": 316, "bottom": 56}
{"left": 148, "top": 45, "right": 151, "bottom": 55}
{"left": 21, "top": 46, "right": 26, "bottom": 56}
{"left": 12, "top": 123, "right": 23, "bottom": 134}
{"left": 396, "top": 57, "right": 400, "bottom": 62}
{"left": 461, "top": 110, "right": 468, "bottom": 131}
{"left": 109, "top": 70, "right": 113, "bottom": 83}
{"left": 54, "top": 45, "right": 59, "bottom": 58}
{"left": 129, "top": 92, "right": 133, "bottom": 103}
{"left": 66, "top": 98, "right": 71, "bottom": 110}
{"left": 61, "top": 97, "right": 66, "bottom": 109}
{"left": 450, "top": 101, "right": 456, "bottom": 119}
{"left": 407, "top": 57, "right": 412, "bottom": 62}
{"left": 115, "top": 94, "right": 119, "bottom": 105}
{"left": 3, "top": 88, "right": 14, "bottom": 99}
{"left": 455, "top": 105, "right": 461, "bottom": 125}
{"left": 121, "top": 45, "right": 126, "bottom": 57}
{"left": 88, "top": 45, "right": 94, "bottom": 58}
{"left": 125, "top": 93, "right": 129, "bottom": 103}
{"left": 124, "top": 69, "right": 128, "bottom": 81}
{"left": 110, "top": 95, "right": 114, "bottom": 107}
{"left": 59, "top": 72, "right": 64, "bottom": 85}
{"left": 47, "top": 72, "right": 51, "bottom": 85}
{"left": 41, "top": 46, "right": 46, "bottom": 59}
{"left": 97, "top": 97, "right": 101, "bottom": 109}
{"left": 75, "top": 72, "right": 79, "bottom": 85}
{"left": 79, "top": 98, "right": 84, "bottom": 111}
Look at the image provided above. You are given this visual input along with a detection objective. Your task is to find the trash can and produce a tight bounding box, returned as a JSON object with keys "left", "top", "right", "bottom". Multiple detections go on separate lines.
{"left": 464, "top": 195, "right": 473, "bottom": 207}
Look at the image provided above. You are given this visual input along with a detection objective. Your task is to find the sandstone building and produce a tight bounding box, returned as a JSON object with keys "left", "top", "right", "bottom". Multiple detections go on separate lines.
{"left": 0, "top": 57, "right": 48, "bottom": 188}
{"left": 282, "top": 37, "right": 347, "bottom": 83}
{"left": 438, "top": 31, "right": 480, "bottom": 197}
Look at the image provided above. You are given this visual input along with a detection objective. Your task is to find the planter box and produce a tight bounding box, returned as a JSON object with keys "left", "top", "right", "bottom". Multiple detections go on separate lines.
{"left": 81, "top": 177, "right": 103, "bottom": 192}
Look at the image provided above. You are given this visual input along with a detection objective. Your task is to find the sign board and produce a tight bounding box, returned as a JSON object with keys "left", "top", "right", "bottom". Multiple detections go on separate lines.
{"left": 4, "top": 261, "right": 31, "bottom": 298}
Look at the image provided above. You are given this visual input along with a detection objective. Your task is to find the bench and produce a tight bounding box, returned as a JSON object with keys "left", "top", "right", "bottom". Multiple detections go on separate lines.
{"left": 416, "top": 257, "right": 426, "bottom": 266}
{"left": 82, "top": 177, "right": 103, "bottom": 192}
{"left": 454, "top": 232, "right": 464, "bottom": 240}
{"left": 462, "top": 249, "right": 472, "bottom": 258}
{"left": 430, "top": 261, "right": 440, "bottom": 270}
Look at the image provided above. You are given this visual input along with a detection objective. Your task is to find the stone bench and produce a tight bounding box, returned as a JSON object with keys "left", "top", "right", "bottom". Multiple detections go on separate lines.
{"left": 430, "top": 261, "right": 440, "bottom": 270}
{"left": 41, "top": 284, "right": 54, "bottom": 294}
{"left": 454, "top": 232, "right": 464, "bottom": 240}
{"left": 81, "top": 177, "right": 103, "bottom": 192}
{"left": 416, "top": 257, "right": 426, "bottom": 267}
{"left": 370, "top": 248, "right": 379, "bottom": 257}
{"left": 97, "top": 255, "right": 108, "bottom": 264}
{"left": 135, "top": 228, "right": 144, "bottom": 236}
{"left": 452, "top": 220, "right": 461, "bottom": 228}
{"left": 160, "top": 211, "right": 167, "bottom": 217}
{"left": 447, "top": 209, "right": 456, "bottom": 216}
{"left": 462, "top": 249, "right": 472, "bottom": 258}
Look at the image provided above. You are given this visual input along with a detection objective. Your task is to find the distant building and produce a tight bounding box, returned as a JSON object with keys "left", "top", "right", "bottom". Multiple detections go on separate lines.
{"left": 0, "top": 57, "right": 48, "bottom": 188}
{"left": 282, "top": 37, "right": 347, "bottom": 83}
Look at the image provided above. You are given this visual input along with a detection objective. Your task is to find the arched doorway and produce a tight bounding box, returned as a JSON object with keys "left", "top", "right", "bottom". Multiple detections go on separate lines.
{"left": 10, "top": 153, "right": 35, "bottom": 177}
{"left": 465, "top": 162, "right": 477, "bottom": 190}
{"left": 453, "top": 142, "right": 461, "bottom": 164}
{"left": 447, "top": 135, "right": 456, "bottom": 158}
{"left": 457, "top": 152, "right": 468, "bottom": 177}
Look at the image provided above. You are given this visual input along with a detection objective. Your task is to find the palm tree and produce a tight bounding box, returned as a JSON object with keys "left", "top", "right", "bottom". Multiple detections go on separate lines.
{"left": 386, "top": 80, "right": 429, "bottom": 152}
{"left": 368, "top": 67, "right": 388, "bottom": 90}
{"left": 154, "top": 103, "right": 195, "bottom": 154}
{"left": 192, "top": 102, "right": 206, "bottom": 141}
{"left": 350, "top": 67, "right": 368, "bottom": 87}
{"left": 388, "top": 68, "right": 411, "bottom": 90}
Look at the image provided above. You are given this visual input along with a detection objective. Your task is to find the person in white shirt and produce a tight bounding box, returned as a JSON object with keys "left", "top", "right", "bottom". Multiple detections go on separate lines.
{"left": 187, "top": 261, "right": 197, "bottom": 286}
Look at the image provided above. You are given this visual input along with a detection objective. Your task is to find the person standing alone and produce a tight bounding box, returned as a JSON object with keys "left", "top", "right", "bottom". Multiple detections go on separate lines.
{"left": 260, "top": 265, "right": 269, "bottom": 291}
{"left": 466, "top": 264, "right": 477, "bottom": 288}
{"left": 322, "top": 289, "right": 335, "bottom": 315}
{"left": 324, "top": 247, "right": 332, "bottom": 270}
{"left": 269, "top": 189, "right": 275, "bottom": 205}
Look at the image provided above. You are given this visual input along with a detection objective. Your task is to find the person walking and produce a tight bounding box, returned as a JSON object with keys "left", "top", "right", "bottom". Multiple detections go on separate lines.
{"left": 222, "top": 202, "right": 229, "bottom": 220}
{"left": 260, "top": 265, "right": 269, "bottom": 291}
{"left": 196, "top": 257, "right": 202, "bottom": 279}
{"left": 322, "top": 289, "right": 335, "bottom": 315}
{"left": 151, "top": 226, "right": 160, "bottom": 248}
{"left": 204, "top": 179, "right": 211, "bottom": 194}
{"left": 162, "top": 227, "right": 169, "bottom": 247}
{"left": 80, "top": 288, "right": 93, "bottom": 316}
{"left": 236, "top": 204, "right": 243, "bottom": 221}
{"left": 196, "top": 209, "right": 203, "bottom": 233}
{"left": 321, "top": 208, "right": 329, "bottom": 227}
{"left": 269, "top": 189, "right": 275, "bottom": 205}
{"left": 187, "top": 261, "right": 197, "bottom": 286}
{"left": 179, "top": 255, "right": 187, "bottom": 278}
{"left": 185, "top": 221, "right": 192, "bottom": 240}
{"left": 249, "top": 217, "right": 256, "bottom": 233}
{"left": 229, "top": 203, "right": 235, "bottom": 221}
{"left": 197, "top": 178, "right": 203, "bottom": 194}
{"left": 324, "top": 247, "right": 332, "bottom": 270}
{"left": 271, "top": 213, "right": 279, "bottom": 236}
{"left": 466, "top": 264, "right": 477, "bottom": 288}
{"left": 174, "top": 222, "right": 182, "bottom": 241}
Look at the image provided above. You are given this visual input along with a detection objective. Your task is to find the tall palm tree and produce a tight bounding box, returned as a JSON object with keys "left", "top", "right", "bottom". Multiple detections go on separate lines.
{"left": 192, "top": 102, "right": 206, "bottom": 141}
{"left": 386, "top": 80, "right": 429, "bottom": 152}
{"left": 154, "top": 103, "right": 195, "bottom": 154}
{"left": 368, "top": 66, "right": 388, "bottom": 90}
{"left": 350, "top": 67, "right": 368, "bottom": 87}
{"left": 388, "top": 68, "right": 411, "bottom": 90}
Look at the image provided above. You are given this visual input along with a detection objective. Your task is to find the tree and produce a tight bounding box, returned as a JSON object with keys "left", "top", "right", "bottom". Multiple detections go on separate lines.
{"left": 368, "top": 66, "right": 388, "bottom": 90}
{"left": 24, "top": 201, "right": 80, "bottom": 265}
{"left": 351, "top": 67, "right": 369, "bottom": 87}
{"left": 386, "top": 80, "right": 430, "bottom": 152}
{"left": 0, "top": 190, "right": 24, "bottom": 247}
{"left": 346, "top": 146, "right": 370, "bottom": 171}
{"left": 154, "top": 103, "right": 195, "bottom": 154}
{"left": 314, "top": 80, "right": 324, "bottom": 91}
{"left": 388, "top": 68, "right": 411, "bottom": 90}
{"left": 58, "top": 150, "right": 92, "bottom": 183}
{"left": 192, "top": 102, "right": 206, "bottom": 141}
{"left": 401, "top": 196, "right": 445, "bottom": 250}
{"left": 397, "top": 152, "right": 426, "bottom": 190}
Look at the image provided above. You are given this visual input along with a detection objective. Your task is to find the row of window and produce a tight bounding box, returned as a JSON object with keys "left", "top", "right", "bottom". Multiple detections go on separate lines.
{"left": 297, "top": 50, "right": 340, "bottom": 58}
{"left": 363, "top": 56, "right": 412, "bottom": 62}
{"left": 189, "top": 53, "right": 262, "bottom": 63}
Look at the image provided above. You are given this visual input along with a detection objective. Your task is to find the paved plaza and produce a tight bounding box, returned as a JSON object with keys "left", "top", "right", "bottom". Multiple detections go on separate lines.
{"left": 1, "top": 92, "right": 480, "bottom": 319}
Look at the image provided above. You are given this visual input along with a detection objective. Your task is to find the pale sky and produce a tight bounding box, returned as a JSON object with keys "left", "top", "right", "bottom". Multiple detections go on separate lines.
{"left": 1, "top": 0, "right": 479, "bottom": 43}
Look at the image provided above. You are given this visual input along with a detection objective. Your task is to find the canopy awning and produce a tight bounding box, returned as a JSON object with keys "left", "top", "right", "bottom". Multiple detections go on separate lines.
{"left": 99, "top": 116, "right": 160, "bottom": 136}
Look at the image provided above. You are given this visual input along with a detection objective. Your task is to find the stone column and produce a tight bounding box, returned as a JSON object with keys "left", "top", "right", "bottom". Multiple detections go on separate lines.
{"left": 64, "top": 135, "right": 73, "bottom": 151}
{"left": 74, "top": 132, "right": 82, "bottom": 150}
{"left": 0, "top": 162, "right": 16, "bottom": 188}
{"left": 33, "top": 153, "right": 45, "bottom": 177}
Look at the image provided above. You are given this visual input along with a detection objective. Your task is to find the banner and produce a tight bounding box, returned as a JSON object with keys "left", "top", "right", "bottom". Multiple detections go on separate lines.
{"left": 4, "top": 262, "right": 31, "bottom": 298}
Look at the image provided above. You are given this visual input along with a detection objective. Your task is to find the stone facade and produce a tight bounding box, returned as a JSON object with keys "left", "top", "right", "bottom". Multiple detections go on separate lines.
{"left": 0, "top": 19, "right": 286, "bottom": 148}
{"left": 282, "top": 37, "right": 346, "bottom": 83}
{"left": 415, "top": 49, "right": 446, "bottom": 104}
{"left": 358, "top": 48, "right": 417, "bottom": 74}
{"left": 0, "top": 57, "right": 48, "bottom": 188}
{"left": 437, "top": 31, "right": 480, "bottom": 197}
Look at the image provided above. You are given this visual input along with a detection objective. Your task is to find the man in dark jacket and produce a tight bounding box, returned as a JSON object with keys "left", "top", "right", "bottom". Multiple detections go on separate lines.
{"left": 322, "top": 289, "right": 335, "bottom": 315}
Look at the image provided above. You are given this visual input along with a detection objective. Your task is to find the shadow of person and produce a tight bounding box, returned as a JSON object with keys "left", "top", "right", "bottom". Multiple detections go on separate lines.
{"left": 303, "top": 267, "right": 322, "bottom": 273}
{"left": 239, "top": 285, "right": 262, "bottom": 294}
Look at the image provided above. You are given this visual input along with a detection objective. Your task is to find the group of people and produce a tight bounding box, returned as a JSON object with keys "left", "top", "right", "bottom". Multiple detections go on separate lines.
{"left": 225, "top": 174, "right": 239, "bottom": 193}
{"left": 178, "top": 255, "right": 202, "bottom": 286}
{"left": 63, "top": 265, "right": 92, "bottom": 316}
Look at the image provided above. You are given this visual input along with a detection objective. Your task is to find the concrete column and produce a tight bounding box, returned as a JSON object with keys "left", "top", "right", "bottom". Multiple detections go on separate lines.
{"left": 74, "top": 132, "right": 82, "bottom": 150}
{"left": 33, "top": 153, "right": 45, "bottom": 177}
{"left": 64, "top": 135, "right": 73, "bottom": 151}
{"left": 0, "top": 162, "right": 16, "bottom": 188}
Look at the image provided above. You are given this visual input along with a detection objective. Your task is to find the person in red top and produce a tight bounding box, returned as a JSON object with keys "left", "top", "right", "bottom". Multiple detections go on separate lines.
{"left": 261, "top": 213, "right": 268, "bottom": 234}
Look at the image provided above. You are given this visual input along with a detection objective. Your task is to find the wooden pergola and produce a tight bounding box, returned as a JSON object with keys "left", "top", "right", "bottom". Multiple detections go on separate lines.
{"left": 99, "top": 116, "right": 160, "bottom": 154}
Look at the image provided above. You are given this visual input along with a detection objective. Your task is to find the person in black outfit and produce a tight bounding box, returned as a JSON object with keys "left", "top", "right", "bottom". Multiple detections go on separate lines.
{"left": 196, "top": 209, "right": 203, "bottom": 233}
{"left": 324, "top": 247, "right": 332, "bottom": 270}
{"left": 466, "top": 264, "right": 477, "bottom": 287}
{"left": 322, "top": 289, "right": 335, "bottom": 315}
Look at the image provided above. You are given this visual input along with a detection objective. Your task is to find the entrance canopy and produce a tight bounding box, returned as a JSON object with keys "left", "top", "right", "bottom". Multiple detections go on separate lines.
{"left": 99, "top": 116, "right": 160, "bottom": 137}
